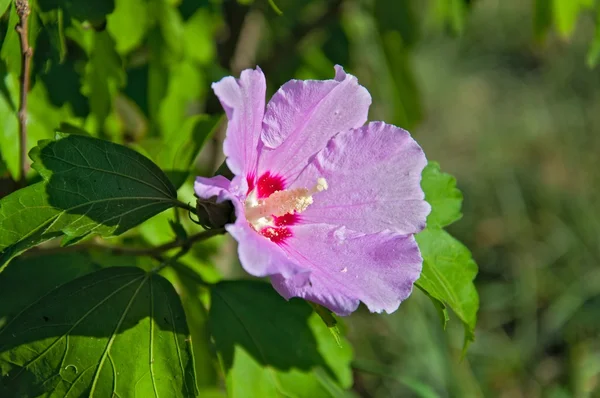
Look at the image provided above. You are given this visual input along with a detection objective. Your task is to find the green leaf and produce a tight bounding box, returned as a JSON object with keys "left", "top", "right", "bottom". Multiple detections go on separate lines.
{"left": 534, "top": 0, "right": 553, "bottom": 41}
{"left": 421, "top": 161, "right": 463, "bottom": 228}
{"left": 184, "top": 8, "right": 216, "bottom": 65}
{"left": 0, "top": 266, "right": 197, "bottom": 397}
{"left": 0, "top": 71, "right": 19, "bottom": 180}
{"left": 142, "top": 114, "right": 221, "bottom": 188}
{"left": 38, "top": 0, "right": 115, "bottom": 26}
{"left": 106, "top": 0, "right": 149, "bottom": 55}
{"left": 587, "top": 6, "right": 600, "bottom": 68}
{"left": 209, "top": 281, "right": 353, "bottom": 397}
{"left": 167, "top": 265, "right": 220, "bottom": 389}
{"left": 415, "top": 228, "right": 479, "bottom": 346}
{"left": 417, "top": 161, "right": 478, "bottom": 348}
{"left": 1, "top": 3, "right": 21, "bottom": 76}
{"left": 552, "top": 0, "right": 593, "bottom": 39}
{"left": 0, "top": 0, "right": 10, "bottom": 15}
{"left": 81, "top": 30, "right": 125, "bottom": 137}
{"left": 0, "top": 133, "right": 178, "bottom": 269}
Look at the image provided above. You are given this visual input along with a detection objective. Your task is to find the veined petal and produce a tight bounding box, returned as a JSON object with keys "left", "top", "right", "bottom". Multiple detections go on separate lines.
{"left": 212, "top": 67, "right": 266, "bottom": 178}
{"left": 293, "top": 122, "right": 430, "bottom": 235}
{"left": 258, "top": 65, "right": 371, "bottom": 181}
{"left": 273, "top": 224, "right": 423, "bottom": 315}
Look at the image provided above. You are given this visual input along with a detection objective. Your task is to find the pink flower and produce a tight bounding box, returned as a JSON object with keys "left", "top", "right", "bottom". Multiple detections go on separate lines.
{"left": 195, "top": 66, "right": 430, "bottom": 315}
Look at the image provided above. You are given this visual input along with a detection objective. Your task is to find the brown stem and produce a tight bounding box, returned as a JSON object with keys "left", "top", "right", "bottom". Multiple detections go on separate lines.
{"left": 28, "top": 228, "right": 226, "bottom": 257}
{"left": 15, "top": 0, "right": 32, "bottom": 187}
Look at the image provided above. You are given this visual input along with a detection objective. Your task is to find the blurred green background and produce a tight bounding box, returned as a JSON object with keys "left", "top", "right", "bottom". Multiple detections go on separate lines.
{"left": 2, "top": 0, "right": 600, "bottom": 396}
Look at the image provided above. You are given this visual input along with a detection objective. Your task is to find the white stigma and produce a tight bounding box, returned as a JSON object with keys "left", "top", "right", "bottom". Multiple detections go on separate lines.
{"left": 245, "top": 178, "right": 328, "bottom": 227}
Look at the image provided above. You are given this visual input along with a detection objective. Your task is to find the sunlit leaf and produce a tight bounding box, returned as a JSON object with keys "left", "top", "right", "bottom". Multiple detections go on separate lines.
{"left": 0, "top": 266, "right": 197, "bottom": 397}
{"left": 417, "top": 161, "right": 477, "bottom": 348}
{"left": 421, "top": 161, "right": 463, "bottom": 228}
{"left": 552, "top": 0, "right": 593, "bottom": 39}
{"left": 106, "top": 0, "right": 149, "bottom": 55}
{"left": 0, "top": 133, "right": 178, "bottom": 269}
{"left": 209, "top": 281, "right": 353, "bottom": 397}
{"left": 416, "top": 228, "right": 479, "bottom": 347}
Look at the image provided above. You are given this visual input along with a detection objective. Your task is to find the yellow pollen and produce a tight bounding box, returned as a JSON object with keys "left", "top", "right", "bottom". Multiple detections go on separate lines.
{"left": 245, "top": 178, "right": 328, "bottom": 225}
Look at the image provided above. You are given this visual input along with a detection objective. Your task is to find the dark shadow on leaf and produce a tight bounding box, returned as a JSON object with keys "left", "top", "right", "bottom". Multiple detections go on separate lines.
{"left": 34, "top": 39, "right": 90, "bottom": 118}
{"left": 0, "top": 255, "right": 196, "bottom": 397}
{"left": 209, "top": 280, "right": 339, "bottom": 382}
{"left": 38, "top": 0, "right": 115, "bottom": 27}
{"left": 37, "top": 133, "right": 177, "bottom": 236}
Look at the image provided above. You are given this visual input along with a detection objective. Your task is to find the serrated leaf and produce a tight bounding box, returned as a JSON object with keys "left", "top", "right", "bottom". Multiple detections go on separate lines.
{"left": 417, "top": 161, "right": 477, "bottom": 348}
{"left": 209, "top": 281, "right": 353, "bottom": 397}
{"left": 0, "top": 266, "right": 197, "bottom": 397}
{"left": 0, "top": 133, "right": 179, "bottom": 269}
{"left": 416, "top": 228, "right": 479, "bottom": 347}
{"left": 421, "top": 161, "right": 463, "bottom": 228}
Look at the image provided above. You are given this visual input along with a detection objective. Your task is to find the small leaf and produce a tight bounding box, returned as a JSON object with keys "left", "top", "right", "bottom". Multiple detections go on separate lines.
{"left": 106, "top": 0, "right": 149, "bottom": 55}
{"left": 587, "top": 6, "right": 600, "bottom": 68}
{"left": 0, "top": 266, "right": 197, "bottom": 397}
{"left": 416, "top": 228, "right": 479, "bottom": 347}
{"left": 309, "top": 302, "right": 342, "bottom": 347}
{"left": 421, "top": 161, "right": 463, "bottom": 228}
{"left": 0, "top": 133, "right": 178, "bottom": 269}
{"left": 209, "top": 281, "right": 353, "bottom": 397}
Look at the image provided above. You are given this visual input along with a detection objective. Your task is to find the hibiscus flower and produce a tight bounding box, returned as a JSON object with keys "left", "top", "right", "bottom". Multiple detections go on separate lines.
{"left": 195, "top": 66, "right": 430, "bottom": 315}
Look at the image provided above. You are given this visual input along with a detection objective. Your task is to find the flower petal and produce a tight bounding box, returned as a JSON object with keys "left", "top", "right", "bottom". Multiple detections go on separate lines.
{"left": 272, "top": 224, "right": 423, "bottom": 315}
{"left": 195, "top": 175, "right": 302, "bottom": 279}
{"left": 212, "top": 67, "right": 266, "bottom": 177}
{"left": 226, "top": 221, "right": 302, "bottom": 278}
{"left": 293, "top": 121, "right": 430, "bottom": 235}
{"left": 258, "top": 65, "right": 371, "bottom": 181}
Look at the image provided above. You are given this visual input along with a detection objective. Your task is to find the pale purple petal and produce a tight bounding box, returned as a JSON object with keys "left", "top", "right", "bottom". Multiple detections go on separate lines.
{"left": 258, "top": 65, "right": 372, "bottom": 181}
{"left": 292, "top": 122, "right": 430, "bottom": 235}
{"left": 212, "top": 67, "right": 266, "bottom": 177}
{"left": 194, "top": 175, "right": 232, "bottom": 201}
{"left": 226, "top": 221, "right": 302, "bottom": 278}
{"left": 272, "top": 272, "right": 360, "bottom": 316}
{"left": 273, "top": 224, "right": 423, "bottom": 315}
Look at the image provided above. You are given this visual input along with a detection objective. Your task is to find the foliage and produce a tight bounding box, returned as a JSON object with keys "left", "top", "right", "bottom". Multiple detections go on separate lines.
{"left": 0, "top": 0, "right": 597, "bottom": 396}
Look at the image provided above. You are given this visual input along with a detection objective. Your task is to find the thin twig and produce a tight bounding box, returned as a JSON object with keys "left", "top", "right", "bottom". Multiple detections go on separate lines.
{"left": 28, "top": 228, "right": 226, "bottom": 257}
{"left": 15, "top": 0, "right": 32, "bottom": 187}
